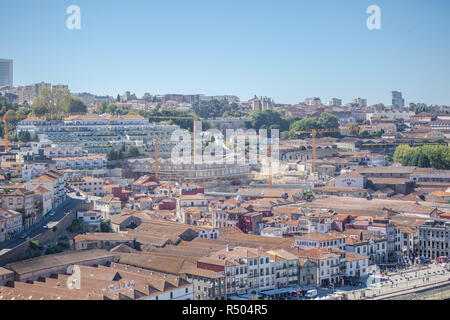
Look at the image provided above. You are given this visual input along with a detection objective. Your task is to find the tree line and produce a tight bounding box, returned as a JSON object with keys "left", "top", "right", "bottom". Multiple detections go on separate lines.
{"left": 393, "top": 144, "right": 450, "bottom": 170}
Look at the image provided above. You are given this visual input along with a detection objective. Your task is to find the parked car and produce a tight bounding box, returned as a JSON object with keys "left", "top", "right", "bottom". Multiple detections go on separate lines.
{"left": 19, "top": 233, "right": 28, "bottom": 239}
{"left": 49, "top": 211, "right": 55, "bottom": 217}
{"left": 436, "top": 256, "right": 448, "bottom": 264}
{"left": 420, "top": 256, "right": 431, "bottom": 264}
{"left": 305, "top": 289, "right": 317, "bottom": 299}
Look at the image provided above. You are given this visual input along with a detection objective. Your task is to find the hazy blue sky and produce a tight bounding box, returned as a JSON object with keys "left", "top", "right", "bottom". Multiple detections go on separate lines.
{"left": 1, "top": 0, "right": 449, "bottom": 105}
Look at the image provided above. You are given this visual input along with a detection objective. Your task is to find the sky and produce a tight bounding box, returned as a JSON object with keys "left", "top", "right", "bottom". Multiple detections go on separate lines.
{"left": 1, "top": 0, "right": 449, "bottom": 105}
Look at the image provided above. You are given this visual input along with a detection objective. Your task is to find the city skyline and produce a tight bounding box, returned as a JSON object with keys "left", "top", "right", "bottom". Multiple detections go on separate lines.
{"left": 1, "top": 0, "right": 450, "bottom": 105}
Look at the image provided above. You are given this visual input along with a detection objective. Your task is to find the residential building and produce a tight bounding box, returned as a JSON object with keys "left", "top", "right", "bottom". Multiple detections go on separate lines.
{"left": 418, "top": 220, "right": 450, "bottom": 260}
{"left": 344, "top": 252, "right": 369, "bottom": 279}
{"left": 392, "top": 91, "right": 405, "bottom": 108}
{"left": 68, "top": 176, "right": 104, "bottom": 196}
{"left": 297, "top": 248, "right": 341, "bottom": 288}
{"left": 294, "top": 232, "right": 346, "bottom": 251}
{"left": 0, "top": 208, "right": 23, "bottom": 242}
{"left": 0, "top": 187, "right": 35, "bottom": 230}
{"left": 0, "top": 59, "right": 13, "bottom": 87}
{"left": 32, "top": 186, "right": 52, "bottom": 217}
{"left": 54, "top": 155, "right": 107, "bottom": 171}
{"left": 94, "top": 195, "right": 122, "bottom": 217}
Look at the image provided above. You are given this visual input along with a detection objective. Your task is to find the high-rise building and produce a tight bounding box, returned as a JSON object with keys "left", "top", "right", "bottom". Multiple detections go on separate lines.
{"left": 0, "top": 59, "right": 13, "bottom": 87}
{"left": 326, "top": 98, "right": 342, "bottom": 107}
{"left": 392, "top": 91, "right": 405, "bottom": 108}
{"left": 352, "top": 98, "right": 367, "bottom": 108}
{"left": 304, "top": 97, "right": 322, "bottom": 106}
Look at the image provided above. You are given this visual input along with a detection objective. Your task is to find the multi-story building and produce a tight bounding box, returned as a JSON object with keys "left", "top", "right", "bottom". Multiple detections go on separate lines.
{"left": 15, "top": 85, "right": 34, "bottom": 104}
{"left": 294, "top": 231, "right": 346, "bottom": 251}
{"left": 16, "top": 115, "right": 180, "bottom": 154}
{"left": 24, "top": 170, "right": 67, "bottom": 209}
{"left": 32, "top": 186, "right": 53, "bottom": 217}
{"left": 344, "top": 231, "right": 388, "bottom": 265}
{"left": 0, "top": 187, "right": 35, "bottom": 231}
{"left": 93, "top": 195, "right": 122, "bottom": 218}
{"left": 197, "top": 246, "right": 297, "bottom": 296}
{"left": 392, "top": 91, "right": 405, "bottom": 108}
{"left": 352, "top": 98, "right": 367, "bottom": 108}
{"left": 177, "top": 194, "right": 212, "bottom": 223}
{"left": 68, "top": 176, "right": 104, "bottom": 196}
{"left": 0, "top": 59, "right": 13, "bottom": 87}
{"left": 129, "top": 158, "right": 252, "bottom": 183}
{"left": 344, "top": 252, "right": 370, "bottom": 279}
{"left": 21, "top": 163, "right": 49, "bottom": 182}
{"left": 297, "top": 248, "right": 341, "bottom": 288}
{"left": 76, "top": 211, "right": 103, "bottom": 233}
{"left": 0, "top": 208, "right": 23, "bottom": 242}
{"left": 185, "top": 268, "right": 227, "bottom": 300}
{"left": 397, "top": 226, "right": 419, "bottom": 259}
{"left": 298, "top": 258, "right": 318, "bottom": 287}
{"left": 418, "top": 220, "right": 450, "bottom": 260}
{"left": 53, "top": 155, "right": 107, "bottom": 170}
{"left": 266, "top": 249, "right": 299, "bottom": 288}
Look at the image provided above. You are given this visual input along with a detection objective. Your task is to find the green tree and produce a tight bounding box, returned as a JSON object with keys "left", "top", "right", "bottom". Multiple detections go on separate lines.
{"left": 318, "top": 112, "right": 339, "bottom": 130}
{"left": 101, "top": 219, "right": 112, "bottom": 233}
{"left": 57, "top": 95, "right": 87, "bottom": 114}
{"left": 108, "top": 149, "right": 124, "bottom": 161}
{"left": 18, "top": 130, "right": 31, "bottom": 142}
{"left": 129, "top": 146, "right": 140, "bottom": 157}
{"left": 393, "top": 144, "right": 413, "bottom": 163}
{"left": 142, "top": 92, "right": 152, "bottom": 102}
{"left": 250, "top": 109, "right": 290, "bottom": 132}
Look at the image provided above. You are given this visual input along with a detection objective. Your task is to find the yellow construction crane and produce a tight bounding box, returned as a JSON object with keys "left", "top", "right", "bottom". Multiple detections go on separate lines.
{"left": 154, "top": 138, "right": 160, "bottom": 180}
{"left": 295, "top": 128, "right": 340, "bottom": 175}
{"left": 268, "top": 144, "right": 273, "bottom": 188}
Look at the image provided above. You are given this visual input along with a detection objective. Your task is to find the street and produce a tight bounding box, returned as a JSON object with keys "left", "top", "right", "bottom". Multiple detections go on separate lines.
{"left": 344, "top": 263, "right": 450, "bottom": 300}
{"left": 0, "top": 195, "right": 83, "bottom": 251}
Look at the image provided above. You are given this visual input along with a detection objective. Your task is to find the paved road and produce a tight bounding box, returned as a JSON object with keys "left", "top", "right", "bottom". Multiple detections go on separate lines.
{"left": 389, "top": 283, "right": 450, "bottom": 300}
{"left": 344, "top": 263, "right": 450, "bottom": 300}
{"left": 0, "top": 195, "right": 83, "bottom": 251}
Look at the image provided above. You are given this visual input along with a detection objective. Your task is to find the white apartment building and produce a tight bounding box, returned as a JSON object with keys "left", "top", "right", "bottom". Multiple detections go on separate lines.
{"left": 198, "top": 247, "right": 298, "bottom": 296}
{"left": 53, "top": 155, "right": 107, "bottom": 170}
{"left": 76, "top": 210, "right": 103, "bottom": 232}
{"left": 43, "top": 146, "right": 86, "bottom": 158}
{"left": 93, "top": 196, "right": 122, "bottom": 218}
{"left": 24, "top": 170, "right": 67, "bottom": 208}
{"left": 68, "top": 176, "right": 104, "bottom": 196}
{"left": 21, "top": 163, "right": 49, "bottom": 182}
{"left": 176, "top": 194, "right": 211, "bottom": 223}
{"left": 344, "top": 252, "right": 370, "bottom": 278}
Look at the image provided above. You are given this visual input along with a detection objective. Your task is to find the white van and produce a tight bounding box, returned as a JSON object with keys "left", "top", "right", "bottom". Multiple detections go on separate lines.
{"left": 305, "top": 289, "right": 318, "bottom": 299}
